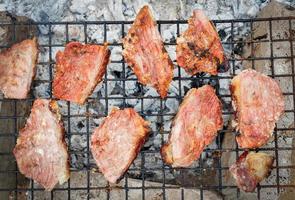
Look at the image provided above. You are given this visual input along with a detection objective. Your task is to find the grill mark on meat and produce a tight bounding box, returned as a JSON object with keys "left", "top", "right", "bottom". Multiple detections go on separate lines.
{"left": 13, "top": 99, "right": 70, "bottom": 191}
{"left": 176, "top": 10, "right": 225, "bottom": 75}
{"left": 91, "top": 107, "right": 150, "bottom": 183}
{"left": 53, "top": 42, "right": 110, "bottom": 104}
{"left": 122, "top": 5, "right": 174, "bottom": 98}
{"left": 230, "top": 69, "right": 284, "bottom": 148}
{"left": 161, "top": 85, "right": 223, "bottom": 167}
{"left": 0, "top": 38, "right": 38, "bottom": 99}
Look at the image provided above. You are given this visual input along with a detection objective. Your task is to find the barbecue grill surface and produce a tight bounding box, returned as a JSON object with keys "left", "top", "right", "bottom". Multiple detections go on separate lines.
{"left": 0, "top": 16, "right": 294, "bottom": 199}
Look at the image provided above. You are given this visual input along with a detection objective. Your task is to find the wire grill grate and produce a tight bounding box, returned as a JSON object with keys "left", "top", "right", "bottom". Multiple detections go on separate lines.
{"left": 0, "top": 16, "right": 295, "bottom": 199}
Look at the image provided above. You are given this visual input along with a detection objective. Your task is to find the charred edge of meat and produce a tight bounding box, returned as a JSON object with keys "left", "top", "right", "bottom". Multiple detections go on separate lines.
{"left": 229, "top": 83, "right": 240, "bottom": 131}
{"left": 48, "top": 100, "right": 70, "bottom": 180}
{"left": 237, "top": 151, "right": 249, "bottom": 163}
{"left": 217, "top": 55, "right": 229, "bottom": 73}
{"left": 31, "top": 37, "right": 39, "bottom": 90}
{"left": 136, "top": 5, "right": 156, "bottom": 26}
{"left": 160, "top": 143, "right": 173, "bottom": 165}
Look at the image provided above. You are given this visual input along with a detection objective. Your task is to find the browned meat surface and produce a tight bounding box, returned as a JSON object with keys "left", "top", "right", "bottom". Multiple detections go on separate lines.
{"left": 53, "top": 42, "right": 110, "bottom": 104}
{"left": 230, "top": 151, "right": 274, "bottom": 192}
{"left": 0, "top": 38, "right": 38, "bottom": 99}
{"left": 176, "top": 10, "right": 225, "bottom": 75}
{"left": 91, "top": 108, "right": 150, "bottom": 183}
{"left": 13, "top": 99, "right": 69, "bottom": 191}
{"left": 122, "top": 5, "right": 174, "bottom": 98}
{"left": 231, "top": 69, "right": 284, "bottom": 149}
{"left": 161, "top": 85, "right": 223, "bottom": 167}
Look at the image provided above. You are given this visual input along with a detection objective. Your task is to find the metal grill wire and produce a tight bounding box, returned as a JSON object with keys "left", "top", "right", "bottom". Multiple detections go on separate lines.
{"left": 0, "top": 17, "right": 294, "bottom": 200}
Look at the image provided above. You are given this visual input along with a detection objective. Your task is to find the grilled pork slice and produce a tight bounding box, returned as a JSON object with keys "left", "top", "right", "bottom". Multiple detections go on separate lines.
{"left": 53, "top": 42, "right": 110, "bottom": 104}
{"left": 0, "top": 38, "right": 38, "bottom": 99}
{"left": 176, "top": 10, "right": 225, "bottom": 75}
{"left": 230, "top": 151, "right": 274, "bottom": 192}
{"left": 231, "top": 69, "right": 284, "bottom": 149}
{"left": 161, "top": 85, "right": 223, "bottom": 167}
{"left": 122, "top": 5, "right": 174, "bottom": 98}
{"left": 91, "top": 108, "right": 149, "bottom": 183}
{"left": 13, "top": 99, "right": 69, "bottom": 191}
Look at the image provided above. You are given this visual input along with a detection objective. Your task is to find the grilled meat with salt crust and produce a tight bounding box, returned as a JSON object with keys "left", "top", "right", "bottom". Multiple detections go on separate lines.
{"left": 230, "top": 151, "right": 274, "bottom": 192}
{"left": 176, "top": 10, "right": 225, "bottom": 75}
{"left": 161, "top": 85, "right": 223, "bottom": 167}
{"left": 122, "top": 5, "right": 174, "bottom": 98}
{"left": 231, "top": 69, "right": 284, "bottom": 149}
{"left": 0, "top": 38, "right": 38, "bottom": 99}
{"left": 91, "top": 108, "right": 149, "bottom": 183}
{"left": 53, "top": 42, "right": 110, "bottom": 104}
{"left": 13, "top": 99, "right": 69, "bottom": 191}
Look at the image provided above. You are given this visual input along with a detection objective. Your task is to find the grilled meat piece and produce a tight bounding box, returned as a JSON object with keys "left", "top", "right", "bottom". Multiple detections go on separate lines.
{"left": 176, "top": 10, "right": 225, "bottom": 75}
{"left": 231, "top": 69, "right": 284, "bottom": 148}
{"left": 122, "top": 5, "right": 174, "bottom": 98}
{"left": 13, "top": 99, "right": 69, "bottom": 191}
{"left": 0, "top": 38, "right": 38, "bottom": 99}
{"left": 230, "top": 151, "right": 274, "bottom": 192}
{"left": 91, "top": 108, "right": 150, "bottom": 183}
{"left": 161, "top": 85, "right": 223, "bottom": 167}
{"left": 53, "top": 42, "right": 110, "bottom": 104}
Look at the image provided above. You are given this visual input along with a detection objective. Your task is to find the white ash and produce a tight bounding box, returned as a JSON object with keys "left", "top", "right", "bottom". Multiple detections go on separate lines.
{"left": 88, "top": 99, "right": 105, "bottom": 115}
{"left": 165, "top": 98, "right": 179, "bottom": 114}
{"left": 32, "top": 83, "right": 50, "bottom": 98}
{"left": 110, "top": 46, "right": 123, "bottom": 61}
{"left": 1, "top": 0, "right": 68, "bottom": 22}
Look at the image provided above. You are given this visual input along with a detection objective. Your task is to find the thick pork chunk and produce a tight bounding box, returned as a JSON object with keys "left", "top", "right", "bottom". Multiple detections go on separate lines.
{"left": 122, "top": 6, "right": 174, "bottom": 98}
{"left": 231, "top": 69, "right": 284, "bottom": 148}
{"left": 53, "top": 42, "right": 110, "bottom": 104}
{"left": 13, "top": 99, "right": 69, "bottom": 190}
{"left": 230, "top": 151, "right": 274, "bottom": 192}
{"left": 176, "top": 10, "right": 225, "bottom": 75}
{"left": 91, "top": 108, "right": 149, "bottom": 183}
{"left": 0, "top": 38, "right": 38, "bottom": 99}
{"left": 161, "top": 85, "right": 223, "bottom": 167}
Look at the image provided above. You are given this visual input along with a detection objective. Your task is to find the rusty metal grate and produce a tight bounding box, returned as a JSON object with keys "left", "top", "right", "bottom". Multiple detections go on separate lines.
{"left": 0, "top": 16, "right": 295, "bottom": 199}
